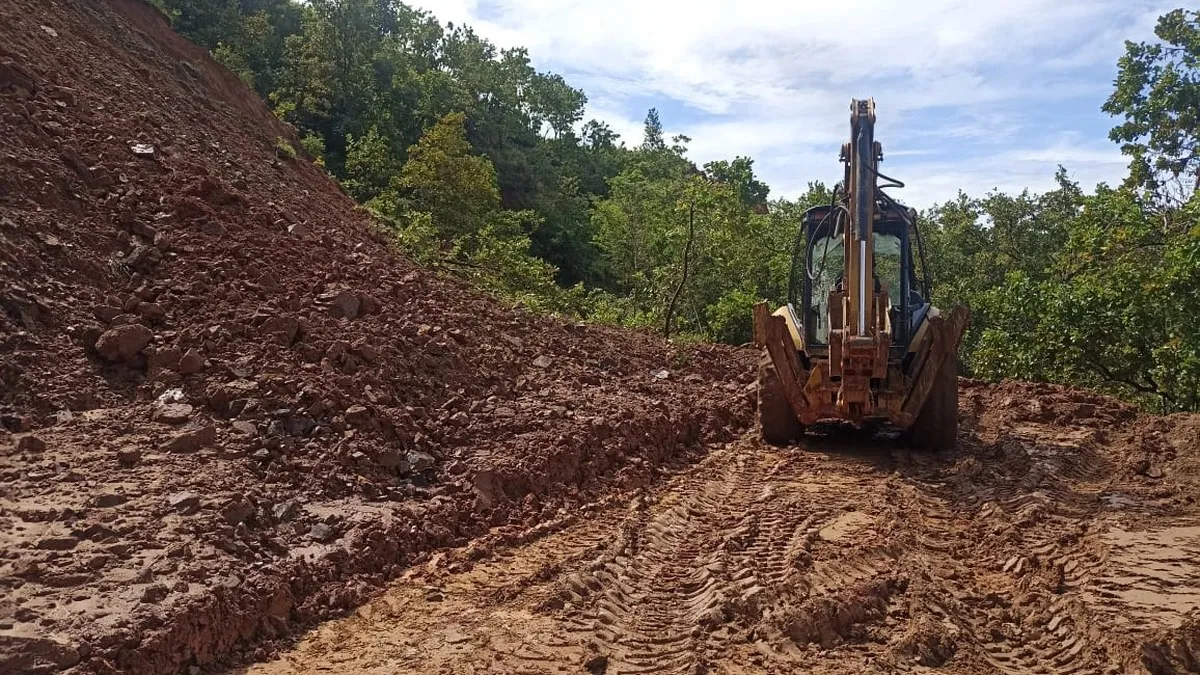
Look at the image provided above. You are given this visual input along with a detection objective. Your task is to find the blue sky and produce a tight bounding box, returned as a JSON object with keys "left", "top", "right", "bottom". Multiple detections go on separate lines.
{"left": 409, "top": 0, "right": 1173, "bottom": 207}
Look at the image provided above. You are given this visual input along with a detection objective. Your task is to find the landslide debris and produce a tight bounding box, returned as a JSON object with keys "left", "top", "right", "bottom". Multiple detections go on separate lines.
{"left": 0, "top": 1, "right": 753, "bottom": 673}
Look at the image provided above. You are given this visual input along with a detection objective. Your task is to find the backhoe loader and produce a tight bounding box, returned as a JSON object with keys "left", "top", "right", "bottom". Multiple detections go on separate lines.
{"left": 752, "top": 98, "right": 969, "bottom": 450}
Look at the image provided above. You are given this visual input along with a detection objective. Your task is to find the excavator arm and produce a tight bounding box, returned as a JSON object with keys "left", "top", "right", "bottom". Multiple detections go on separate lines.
{"left": 829, "top": 98, "right": 891, "bottom": 418}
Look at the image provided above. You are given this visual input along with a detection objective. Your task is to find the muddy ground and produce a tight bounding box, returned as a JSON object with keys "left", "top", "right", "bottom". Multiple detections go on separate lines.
{"left": 241, "top": 381, "right": 1200, "bottom": 675}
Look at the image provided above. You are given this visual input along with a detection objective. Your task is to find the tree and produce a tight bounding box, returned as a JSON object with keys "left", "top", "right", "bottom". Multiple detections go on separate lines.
{"left": 704, "top": 157, "right": 770, "bottom": 210}
{"left": 642, "top": 108, "right": 665, "bottom": 151}
{"left": 1104, "top": 9, "right": 1200, "bottom": 199}
{"left": 397, "top": 112, "right": 500, "bottom": 239}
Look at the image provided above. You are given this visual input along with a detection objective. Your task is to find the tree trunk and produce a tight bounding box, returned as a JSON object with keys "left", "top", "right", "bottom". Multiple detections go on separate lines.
{"left": 663, "top": 200, "right": 695, "bottom": 338}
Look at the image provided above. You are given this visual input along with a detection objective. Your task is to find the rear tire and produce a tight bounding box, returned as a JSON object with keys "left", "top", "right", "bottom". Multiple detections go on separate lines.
{"left": 758, "top": 353, "right": 804, "bottom": 446}
{"left": 909, "top": 353, "right": 959, "bottom": 451}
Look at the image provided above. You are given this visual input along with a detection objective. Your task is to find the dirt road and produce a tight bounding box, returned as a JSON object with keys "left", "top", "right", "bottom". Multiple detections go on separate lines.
{"left": 239, "top": 383, "right": 1200, "bottom": 674}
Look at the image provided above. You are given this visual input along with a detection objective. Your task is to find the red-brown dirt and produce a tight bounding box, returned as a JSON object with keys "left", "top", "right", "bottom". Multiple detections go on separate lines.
{"left": 245, "top": 380, "right": 1200, "bottom": 675}
{"left": 3, "top": 2, "right": 1200, "bottom": 675}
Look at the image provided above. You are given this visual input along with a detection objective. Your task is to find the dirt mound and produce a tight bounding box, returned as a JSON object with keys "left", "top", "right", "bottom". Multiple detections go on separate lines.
{"left": 0, "top": 2, "right": 753, "bottom": 673}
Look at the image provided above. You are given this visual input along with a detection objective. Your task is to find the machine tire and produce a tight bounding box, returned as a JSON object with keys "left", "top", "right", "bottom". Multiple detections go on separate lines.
{"left": 909, "top": 353, "right": 959, "bottom": 451}
{"left": 758, "top": 353, "right": 804, "bottom": 446}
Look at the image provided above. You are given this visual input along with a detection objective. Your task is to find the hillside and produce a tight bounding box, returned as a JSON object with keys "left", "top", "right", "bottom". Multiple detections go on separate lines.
{"left": 0, "top": 2, "right": 751, "bottom": 672}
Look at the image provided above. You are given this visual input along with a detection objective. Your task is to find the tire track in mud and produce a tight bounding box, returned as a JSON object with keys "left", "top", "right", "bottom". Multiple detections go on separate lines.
{"left": 241, "top": 439, "right": 896, "bottom": 675}
{"left": 241, "top": 421, "right": 1200, "bottom": 675}
{"left": 555, "top": 450, "right": 776, "bottom": 674}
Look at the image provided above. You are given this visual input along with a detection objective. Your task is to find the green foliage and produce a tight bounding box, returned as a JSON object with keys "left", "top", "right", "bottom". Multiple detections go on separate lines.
{"left": 398, "top": 112, "right": 501, "bottom": 239}
{"left": 1104, "top": 9, "right": 1200, "bottom": 199}
{"left": 300, "top": 132, "right": 326, "bottom": 165}
{"left": 213, "top": 42, "right": 254, "bottom": 87}
{"left": 274, "top": 137, "right": 297, "bottom": 159}
{"left": 343, "top": 126, "right": 398, "bottom": 203}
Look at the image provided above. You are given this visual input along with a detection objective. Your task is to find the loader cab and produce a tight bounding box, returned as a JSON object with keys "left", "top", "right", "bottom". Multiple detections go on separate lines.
{"left": 794, "top": 203, "right": 931, "bottom": 354}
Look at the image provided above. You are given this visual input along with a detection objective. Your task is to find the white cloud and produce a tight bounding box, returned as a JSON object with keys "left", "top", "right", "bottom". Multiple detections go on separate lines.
{"left": 408, "top": 0, "right": 1173, "bottom": 204}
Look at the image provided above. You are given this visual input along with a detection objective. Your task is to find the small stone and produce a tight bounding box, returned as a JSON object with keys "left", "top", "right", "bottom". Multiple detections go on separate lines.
{"left": 407, "top": 450, "right": 435, "bottom": 472}
{"left": 91, "top": 493, "right": 128, "bottom": 508}
{"left": 167, "top": 492, "right": 201, "bottom": 515}
{"left": 1148, "top": 465, "right": 1164, "bottom": 479}
{"left": 653, "top": 369, "right": 670, "bottom": 380}
{"left": 272, "top": 501, "right": 298, "bottom": 521}
{"left": 683, "top": 373, "right": 704, "bottom": 383}
{"left": 220, "top": 499, "right": 254, "bottom": 526}
{"left": 532, "top": 355, "right": 552, "bottom": 368}
{"left": 252, "top": 448, "right": 271, "bottom": 461}
{"left": 212, "top": 574, "right": 241, "bottom": 589}
{"left": 37, "top": 535, "right": 79, "bottom": 551}
{"left": 329, "top": 291, "right": 360, "bottom": 320}
{"left": 287, "top": 222, "right": 309, "bottom": 237}
{"left": 178, "top": 349, "right": 204, "bottom": 374}
{"left": 130, "top": 142, "right": 156, "bottom": 157}
{"left": 261, "top": 315, "right": 300, "bottom": 346}
{"left": 231, "top": 420, "right": 257, "bottom": 435}
{"left": 17, "top": 434, "right": 47, "bottom": 453}
{"left": 308, "top": 523, "right": 335, "bottom": 542}
{"left": 449, "top": 411, "right": 468, "bottom": 427}
{"left": 344, "top": 405, "right": 370, "bottom": 426}
{"left": 359, "top": 294, "right": 380, "bottom": 315}
{"left": 137, "top": 302, "right": 166, "bottom": 322}
{"left": 140, "top": 583, "right": 170, "bottom": 603}
{"left": 163, "top": 425, "right": 216, "bottom": 453}
{"left": 95, "top": 324, "right": 153, "bottom": 362}
{"left": 153, "top": 403, "right": 194, "bottom": 424}
{"left": 116, "top": 446, "right": 141, "bottom": 467}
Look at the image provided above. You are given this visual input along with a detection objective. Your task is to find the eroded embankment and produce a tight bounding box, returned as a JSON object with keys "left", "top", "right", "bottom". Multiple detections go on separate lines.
{"left": 0, "top": 1, "right": 755, "bottom": 672}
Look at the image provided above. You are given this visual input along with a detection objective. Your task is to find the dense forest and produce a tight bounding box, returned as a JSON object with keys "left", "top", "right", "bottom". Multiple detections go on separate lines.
{"left": 151, "top": 0, "right": 1199, "bottom": 413}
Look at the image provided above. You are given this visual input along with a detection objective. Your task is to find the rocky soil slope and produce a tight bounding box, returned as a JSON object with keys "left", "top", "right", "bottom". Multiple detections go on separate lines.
{"left": 0, "top": 2, "right": 753, "bottom": 673}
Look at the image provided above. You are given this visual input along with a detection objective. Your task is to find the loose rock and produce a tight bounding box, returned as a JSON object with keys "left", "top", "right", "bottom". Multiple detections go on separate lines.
{"left": 37, "top": 535, "right": 79, "bottom": 551}
{"left": 407, "top": 450, "right": 436, "bottom": 472}
{"left": 17, "top": 434, "right": 47, "bottom": 453}
{"left": 95, "top": 323, "right": 153, "bottom": 362}
{"left": 153, "top": 403, "right": 194, "bottom": 425}
{"left": 220, "top": 499, "right": 254, "bottom": 526}
{"left": 163, "top": 425, "right": 216, "bottom": 453}
{"left": 178, "top": 348, "right": 205, "bottom": 374}
{"left": 116, "top": 446, "right": 141, "bottom": 467}
{"left": 167, "top": 492, "right": 201, "bottom": 515}
{"left": 329, "top": 291, "right": 360, "bottom": 320}
{"left": 140, "top": 583, "right": 169, "bottom": 603}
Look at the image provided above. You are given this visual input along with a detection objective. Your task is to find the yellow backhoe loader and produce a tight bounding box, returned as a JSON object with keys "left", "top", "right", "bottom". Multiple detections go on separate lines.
{"left": 753, "top": 98, "right": 969, "bottom": 449}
